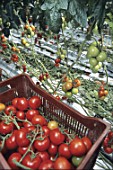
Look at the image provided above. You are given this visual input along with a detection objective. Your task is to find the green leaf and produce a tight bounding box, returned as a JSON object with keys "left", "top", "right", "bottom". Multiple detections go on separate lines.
{"left": 41, "top": 0, "right": 55, "bottom": 10}
{"left": 68, "top": 0, "right": 87, "bottom": 27}
{"left": 57, "top": 0, "right": 68, "bottom": 10}
{"left": 44, "top": 8, "right": 62, "bottom": 33}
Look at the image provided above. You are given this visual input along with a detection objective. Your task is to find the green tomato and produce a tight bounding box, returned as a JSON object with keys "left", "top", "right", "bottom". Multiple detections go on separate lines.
{"left": 87, "top": 45, "right": 99, "bottom": 57}
{"left": 71, "top": 88, "right": 78, "bottom": 94}
{"left": 96, "top": 51, "right": 107, "bottom": 62}
{"left": 65, "top": 91, "right": 72, "bottom": 98}
{"left": 60, "top": 54, "right": 65, "bottom": 60}
{"left": 72, "top": 156, "right": 84, "bottom": 167}
{"left": 89, "top": 58, "right": 98, "bottom": 66}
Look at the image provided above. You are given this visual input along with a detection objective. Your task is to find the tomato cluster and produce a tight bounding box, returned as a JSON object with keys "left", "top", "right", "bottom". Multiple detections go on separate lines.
{"left": 62, "top": 77, "right": 81, "bottom": 98}
{"left": 98, "top": 85, "right": 108, "bottom": 99}
{"left": 0, "top": 96, "right": 92, "bottom": 169}
{"left": 55, "top": 46, "right": 67, "bottom": 67}
{"left": 39, "top": 73, "right": 49, "bottom": 82}
{"left": 102, "top": 131, "right": 113, "bottom": 154}
{"left": 86, "top": 42, "right": 107, "bottom": 73}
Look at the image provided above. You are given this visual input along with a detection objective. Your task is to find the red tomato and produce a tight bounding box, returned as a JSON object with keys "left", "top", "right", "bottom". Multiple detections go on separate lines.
{"left": 103, "top": 137, "right": 109, "bottom": 147}
{"left": 28, "top": 96, "right": 41, "bottom": 109}
{"left": 81, "top": 136, "right": 92, "bottom": 152}
{"left": 5, "top": 105, "right": 16, "bottom": 115}
{"left": 34, "top": 136, "right": 50, "bottom": 152}
{"left": 8, "top": 152, "right": 21, "bottom": 169}
{"left": 18, "top": 145, "right": 34, "bottom": 155}
{"left": 0, "top": 121, "right": 14, "bottom": 135}
{"left": 15, "top": 128, "right": 30, "bottom": 147}
{"left": 38, "top": 151, "right": 50, "bottom": 161}
{"left": 16, "top": 111, "right": 25, "bottom": 120}
{"left": 39, "top": 160, "right": 54, "bottom": 170}
{"left": 108, "top": 131, "right": 113, "bottom": 140}
{"left": 17, "top": 97, "right": 28, "bottom": 111}
{"left": 26, "top": 109, "right": 40, "bottom": 121}
{"left": 49, "top": 128, "right": 65, "bottom": 145}
{"left": 69, "top": 137, "right": 87, "bottom": 157}
{"left": 22, "top": 153, "right": 41, "bottom": 169}
{"left": 12, "top": 98, "right": 19, "bottom": 108}
{"left": 48, "top": 143, "right": 58, "bottom": 156}
{"left": 22, "top": 121, "right": 35, "bottom": 132}
{"left": 54, "top": 156, "right": 72, "bottom": 170}
{"left": 31, "top": 115, "right": 46, "bottom": 126}
{"left": 58, "top": 143, "right": 72, "bottom": 159}
{"left": 5, "top": 130, "right": 18, "bottom": 150}
{"left": 42, "top": 126, "right": 50, "bottom": 136}
{"left": 103, "top": 146, "right": 113, "bottom": 154}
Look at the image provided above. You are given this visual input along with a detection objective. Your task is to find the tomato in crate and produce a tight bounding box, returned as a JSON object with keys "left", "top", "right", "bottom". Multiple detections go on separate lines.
{"left": 0, "top": 74, "right": 110, "bottom": 170}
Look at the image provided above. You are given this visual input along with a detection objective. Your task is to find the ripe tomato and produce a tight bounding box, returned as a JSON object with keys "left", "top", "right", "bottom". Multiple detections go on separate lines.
{"left": 17, "top": 97, "right": 28, "bottom": 111}
{"left": 0, "top": 121, "right": 14, "bottom": 135}
{"left": 8, "top": 152, "right": 21, "bottom": 169}
{"left": 103, "top": 146, "right": 113, "bottom": 154}
{"left": 38, "top": 151, "right": 50, "bottom": 161}
{"left": 5, "top": 130, "right": 18, "bottom": 150}
{"left": 28, "top": 96, "right": 41, "bottom": 109}
{"left": 54, "top": 156, "right": 72, "bottom": 170}
{"left": 72, "top": 79, "right": 81, "bottom": 88}
{"left": 39, "top": 160, "right": 54, "bottom": 170}
{"left": 15, "top": 128, "right": 30, "bottom": 147}
{"left": 26, "top": 109, "right": 40, "bottom": 121}
{"left": 23, "top": 121, "right": 35, "bottom": 132}
{"left": 22, "top": 153, "right": 42, "bottom": 169}
{"left": 49, "top": 128, "right": 65, "bottom": 145}
{"left": 12, "top": 98, "right": 19, "bottom": 108}
{"left": 16, "top": 111, "right": 25, "bottom": 120}
{"left": 0, "top": 103, "right": 6, "bottom": 111}
{"left": 48, "top": 143, "right": 58, "bottom": 156}
{"left": 69, "top": 138, "right": 87, "bottom": 157}
{"left": 42, "top": 126, "right": 50, "bottom": 136}
{"left": 18, "top": 145, "right": 34, "bottom": 155}
{"left": 34, "top": 136, "right": 50, "bottom": 152}
{"left": 81, "top": 136, "right": 92, "bottom": 152}
{"left": 58, "top": 143, "right": 72, "bottom": 159}
{"left": 108, "top": 131, "right": 113, "bottom": 140}
{"left": 31, "top": 115, "right": 46, "bottom": 126}
{"left": 5, "top": 105, "right": 16, "bottom": 115}
{"left": 47, "top": 120, "right": 58, "bottom": 130}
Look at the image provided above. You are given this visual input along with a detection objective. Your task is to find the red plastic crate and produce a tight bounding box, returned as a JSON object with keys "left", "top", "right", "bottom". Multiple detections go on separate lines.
{"left": 0, "top": 74, "right": 110, "bottom": 170}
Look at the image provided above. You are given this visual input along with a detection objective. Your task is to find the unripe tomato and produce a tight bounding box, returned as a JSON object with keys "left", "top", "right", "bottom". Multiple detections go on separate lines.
{"left": 87, "top": 45, "right": 99, "bottom": 58}
{"left": 48, "top": 120, "right": 58, "bottom": 130}
{"left": 71, "top": 88, "right": 78, "bottom": 94}
{"left": 64, "top": 82, "right": 73, "bottom": 91}
{"left": 96, "top": 51, "right": 107, "bottom": 62}
{"left": 0, "top": 103, "right": 6, "bottom": 111}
